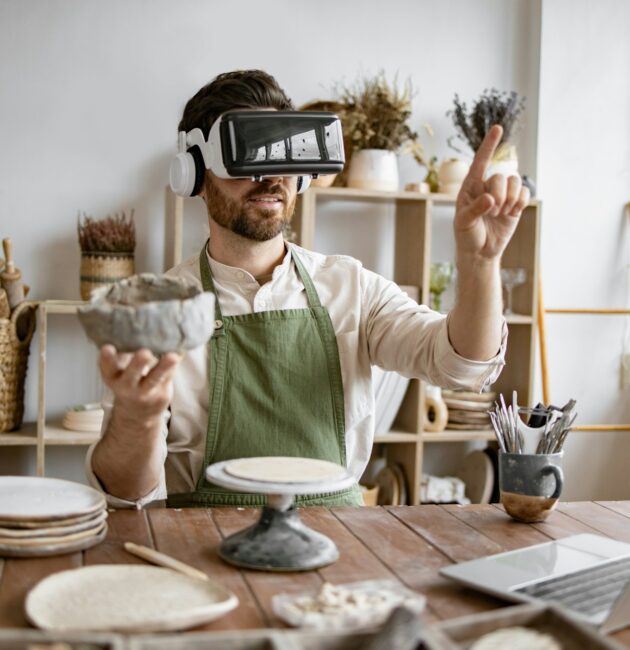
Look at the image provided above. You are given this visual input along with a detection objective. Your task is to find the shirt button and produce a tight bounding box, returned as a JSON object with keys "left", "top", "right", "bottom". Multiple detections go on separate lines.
{"left": 236, "top": 271, "right": 245, "bottom": 279}
{"left": 214, "top": 319, "right": 223, "bottom": 329}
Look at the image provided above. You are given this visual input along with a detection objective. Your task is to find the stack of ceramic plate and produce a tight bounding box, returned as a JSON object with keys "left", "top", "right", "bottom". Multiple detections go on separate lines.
{"left": 62, "top": 403, "right": 104, "bottom": 432}
{"left": 442, "top": 390, "right": 496, "bottom": 431}
{"left": 0, "top": 476, "right": 107, "bottom": 557}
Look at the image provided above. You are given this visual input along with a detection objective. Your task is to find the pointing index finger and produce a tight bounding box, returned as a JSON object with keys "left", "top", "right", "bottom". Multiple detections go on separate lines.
{"left": 468, "top": 124, "right": 504, "bottom": 181}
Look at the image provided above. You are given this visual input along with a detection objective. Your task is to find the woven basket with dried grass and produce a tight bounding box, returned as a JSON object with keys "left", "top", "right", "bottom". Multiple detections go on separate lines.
{"left": 0, "top": 301, "right": 36, "bottom": 432}
{"left": 78, "top": 211, "right": 136, "bottom": 301}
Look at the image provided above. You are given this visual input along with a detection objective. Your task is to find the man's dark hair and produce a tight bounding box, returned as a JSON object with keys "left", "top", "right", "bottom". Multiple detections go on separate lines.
{"left": 178, "top": 69, "right": 294, "bottom": 137}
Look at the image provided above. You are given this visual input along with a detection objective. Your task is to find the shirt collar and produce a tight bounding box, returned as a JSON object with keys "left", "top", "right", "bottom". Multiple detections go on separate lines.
{"left": 205, "top": 241, "right": 293, "bottom": 285}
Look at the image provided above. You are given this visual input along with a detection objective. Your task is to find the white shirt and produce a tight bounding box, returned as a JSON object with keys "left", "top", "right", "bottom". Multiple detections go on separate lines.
{"left": 86, "top": 243, "right": 506, "bottom": 507}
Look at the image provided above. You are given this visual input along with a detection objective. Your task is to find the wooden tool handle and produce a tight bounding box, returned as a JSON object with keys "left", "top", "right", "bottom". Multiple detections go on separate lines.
{"left": 124, "top": 541, "right": 209, "bottom": 581}
{"left": 2, "top": 239, "right": 15, "bottom": 275}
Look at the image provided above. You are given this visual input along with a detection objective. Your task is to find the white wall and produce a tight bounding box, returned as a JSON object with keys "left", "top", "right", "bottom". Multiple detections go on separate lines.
{"left": 536, "top": 0, "right": 630, "bottom": 499}
{"left": 7, "top": 0, "right": 626, "bottom": 500}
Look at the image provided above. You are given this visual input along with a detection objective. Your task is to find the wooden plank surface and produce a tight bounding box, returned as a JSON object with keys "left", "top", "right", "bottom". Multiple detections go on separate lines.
{"left": 332, "top": 506, "right": 504, "bottom": 622}
{"left": 211, "top": 507, "right": 322, "bottom": 627}
{"left": 597, "top": 501, "right": 630, "bottom": 520}
{"left": 0, "top": 553, "right": 81, "bottom": 627}
{"left": 558, "top": 501, "right": 630, "bottom": 543}
{"left": 442, "top": 503, "right": 550, "bottom": 549}
{"left": 1, "top": 504, "right": 630, "bottom": 647}
{"left": 148, "top": 508, "right": 266, "bottom": 630}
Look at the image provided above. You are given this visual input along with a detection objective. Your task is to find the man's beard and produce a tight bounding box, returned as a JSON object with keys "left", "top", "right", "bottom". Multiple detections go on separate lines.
{"left": 205, "top": 177, "right": 296, "bottom": 242}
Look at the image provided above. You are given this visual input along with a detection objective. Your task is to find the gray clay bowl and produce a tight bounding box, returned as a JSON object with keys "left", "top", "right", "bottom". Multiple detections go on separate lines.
{"left": 77, "top": 273, "right": 215, "bottom": 354}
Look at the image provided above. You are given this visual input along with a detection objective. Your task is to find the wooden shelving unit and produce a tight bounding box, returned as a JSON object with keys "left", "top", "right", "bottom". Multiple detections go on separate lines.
{"left": 294, "top": 185, "right": 541, "bottom": 505}
{"left": 0, "top": 301, "right": 101, "bottom": 476}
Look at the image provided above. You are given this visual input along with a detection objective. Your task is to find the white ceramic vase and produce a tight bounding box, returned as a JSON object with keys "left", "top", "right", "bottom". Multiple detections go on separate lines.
{"left": 485, "top": 144, "right": 519, "bottom": 180}
{"left": 347, "top": 149, "right": 399, "bottom": 192}
{"left": 438, "top": 158, "right": 469, "bottom": 194}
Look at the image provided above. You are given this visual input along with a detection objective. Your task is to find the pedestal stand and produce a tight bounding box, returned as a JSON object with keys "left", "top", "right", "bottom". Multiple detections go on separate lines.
{"left": 205, "top": 459, "right": 356, "bottom": 571}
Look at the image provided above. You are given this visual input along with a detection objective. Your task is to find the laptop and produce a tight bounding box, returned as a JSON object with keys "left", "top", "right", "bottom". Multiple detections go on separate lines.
{"left": 440, "top": 533, "right": 630, "bottom": 634}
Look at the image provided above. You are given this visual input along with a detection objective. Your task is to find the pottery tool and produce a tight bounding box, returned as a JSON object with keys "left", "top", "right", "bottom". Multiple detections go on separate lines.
{"left": 124, "top": 541, "right": 209, "bottom": 582}
{"left": 206, "top": 456, "right": 356, "bottom": 571}
{"left": 0, "top": 238, "right": 24, "bottom": 309}
{"left": 489, "top": 394, "right": 577, "bottom": 455}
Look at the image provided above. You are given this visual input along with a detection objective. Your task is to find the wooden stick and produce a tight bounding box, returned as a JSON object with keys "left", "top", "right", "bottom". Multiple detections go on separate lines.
{"left": 545, "top": 308, "right": 630, "bottom": 315}
{"left": 124, "top": 541, "right": 209, "bottom": 581}
{"left": 0, "top": 238, "right": 24, "bottom": 309}
{"left": 573, "top": 425, "right": 630, "bottom": 432}
{"left": 537, "top": 268, "right": 550, "bottom": 405}
{"left": 1, "top": 239, "right": 17, "bottom": 276}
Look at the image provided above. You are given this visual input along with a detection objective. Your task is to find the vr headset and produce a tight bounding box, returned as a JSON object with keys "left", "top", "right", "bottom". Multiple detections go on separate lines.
{"left": 169, "top": 110, "right": 345, "bottom": 197}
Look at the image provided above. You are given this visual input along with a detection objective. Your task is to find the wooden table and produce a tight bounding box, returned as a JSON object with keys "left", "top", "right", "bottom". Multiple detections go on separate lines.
{"left": 2, "top": 502, "right": 630, "bottom": 645}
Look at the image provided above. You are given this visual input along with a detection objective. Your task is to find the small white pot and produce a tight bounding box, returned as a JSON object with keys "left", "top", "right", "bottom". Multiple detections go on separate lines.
{"left": 438, "top": 158, "right": 469, "bottom": 194}
{"left": 485, "top": 144, "right": 519, "bottom": 180}
{"left": 347, "top": 149, "right": 399, "bottom": 192}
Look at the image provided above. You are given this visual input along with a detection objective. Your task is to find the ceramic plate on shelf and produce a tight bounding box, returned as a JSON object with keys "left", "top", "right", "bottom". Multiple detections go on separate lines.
{"left": 456, "top": 450, "right": 495, "bottom": 505}
{"left": 374, "top": 463, "right": 408, "bottom": 506}
{"left": 0, "top": 522, "right": 107, "bottom": 557}
{"left": 0, "top": 476, "right": 106, "bottom": 521}
{"left": 26, "top": 564, "right": 239, "bottom": 632}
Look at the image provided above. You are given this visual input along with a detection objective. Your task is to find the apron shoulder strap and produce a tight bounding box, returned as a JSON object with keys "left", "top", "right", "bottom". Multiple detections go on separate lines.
{"left": 199, "top": 242, "right": 224, "bottom": 322}
{"left": 290, "top": 248, "right": 322, "bottom": 309}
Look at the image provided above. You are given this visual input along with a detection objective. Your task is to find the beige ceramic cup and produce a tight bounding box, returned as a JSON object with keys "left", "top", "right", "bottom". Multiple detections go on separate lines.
{"left": 499, "top": 452, "right": 564, "bottom": 523}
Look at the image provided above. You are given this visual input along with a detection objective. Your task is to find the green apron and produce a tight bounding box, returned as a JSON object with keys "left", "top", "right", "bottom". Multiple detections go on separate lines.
{"left": 167, "top": 245, "right": 363, "bottom": 508}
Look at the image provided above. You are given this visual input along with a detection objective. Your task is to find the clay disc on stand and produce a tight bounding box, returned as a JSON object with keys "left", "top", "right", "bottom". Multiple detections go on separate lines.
{"left": 224, "top": 457, "right": 347, "bottom": 484}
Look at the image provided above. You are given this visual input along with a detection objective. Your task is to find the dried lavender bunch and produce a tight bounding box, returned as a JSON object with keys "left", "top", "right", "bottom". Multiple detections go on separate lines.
{"left": 335, "top": 71, "right": 425, "bottom": 163}
{"left": 77, "top": 210, "right": 136, "bottom": 253}
{"left": 447, "top": 88, "right": 526, "bottom": 154}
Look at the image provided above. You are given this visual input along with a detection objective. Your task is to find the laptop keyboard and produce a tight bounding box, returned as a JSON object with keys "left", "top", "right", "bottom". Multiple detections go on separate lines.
{"left": 514, "top": 555, "right": 630, "bottom": 617}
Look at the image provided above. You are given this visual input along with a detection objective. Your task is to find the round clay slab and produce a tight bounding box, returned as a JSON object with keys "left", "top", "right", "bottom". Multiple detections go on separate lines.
{"left": 224, "top": 457, "right": 347, "bottom": 484}
{"left": 26, "top": 564, "right": 238, "bottom": 632}
{"left": 0, "top": 508, "right": 107, "bottom": 530}
{"left": 0, "top": 510, "right": 107, "bottom": 539}
{"left": 0, "top": 476, "right": 105, "bottom": 521}
{"left": 0, "top": 524, "right": 107, "bottom": 557}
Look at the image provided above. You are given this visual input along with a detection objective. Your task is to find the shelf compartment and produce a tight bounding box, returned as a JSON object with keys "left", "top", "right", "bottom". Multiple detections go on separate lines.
{"left": 422, "top": 430, "right": 496, "bottom": 442}
{"left": 505, "top": 314, "right": 534, "bottom": 324}
{"left": 42, "top": 420, "right": 101, "bottom": 446}
{"left": 0, "top": 422, "right": 38, "bottom": 446}
{"left": 309, "top": 185, "right": 540, "bottom": 207}
{"left": 374, "top": 431, "right": 419, "bottom": 443}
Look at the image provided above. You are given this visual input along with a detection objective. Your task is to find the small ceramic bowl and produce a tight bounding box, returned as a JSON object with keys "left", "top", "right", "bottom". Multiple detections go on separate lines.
{"left": 77, "top": 273, "right": 215, "bottom": 354}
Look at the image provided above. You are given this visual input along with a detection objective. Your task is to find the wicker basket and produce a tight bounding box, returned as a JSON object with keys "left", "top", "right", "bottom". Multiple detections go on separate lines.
{"left": 80, "top": 252, "right": 135, "bottom": 300}
{"left": 0, "top": 301, "right": 36, "bottom": 432}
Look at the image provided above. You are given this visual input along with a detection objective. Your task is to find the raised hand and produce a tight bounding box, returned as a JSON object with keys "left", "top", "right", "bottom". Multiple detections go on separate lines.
{"left": 454, "top": 125, "right": 530, "bottom": 261}
{"left": 99, "top": 345, "right": 181, "bottom": 422}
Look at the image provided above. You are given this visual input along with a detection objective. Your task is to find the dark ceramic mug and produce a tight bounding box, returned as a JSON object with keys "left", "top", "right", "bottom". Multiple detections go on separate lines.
{"left": 499, "top": 452, "right": 564, "bottom": 523}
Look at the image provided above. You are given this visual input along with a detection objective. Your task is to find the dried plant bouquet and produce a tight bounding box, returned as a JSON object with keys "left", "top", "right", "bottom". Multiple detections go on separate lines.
{"left": 77, "top": 210, "right": 136, "bottom": 254}
{"left": 448, "top": 88, "right": 526, "bottom": 158}
{"left": 336, "top": 72, "right": 425, "bottom": 164}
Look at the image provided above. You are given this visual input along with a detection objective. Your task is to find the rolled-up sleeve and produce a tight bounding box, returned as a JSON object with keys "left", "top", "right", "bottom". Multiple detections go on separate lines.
{"left": 363, "top": 269, "right": 506, "bottom": 392}
{"left": 84, "top": 388, "right": 170, "bottom": 509}
{"left": 434, "top": 313, "right": 507, "bottom": 392}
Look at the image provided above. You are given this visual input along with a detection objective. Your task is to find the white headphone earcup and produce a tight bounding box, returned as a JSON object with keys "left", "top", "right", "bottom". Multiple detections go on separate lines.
{"left": 169, "top": 152, "right": 197, "bottom": 197}
{"left": 297, "top": 175, "right": 311, "bottom": 194}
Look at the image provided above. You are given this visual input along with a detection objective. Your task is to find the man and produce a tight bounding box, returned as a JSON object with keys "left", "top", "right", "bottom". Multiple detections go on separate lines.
{"left": 87, "top": 70, "right": 529, "bottom": 507}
